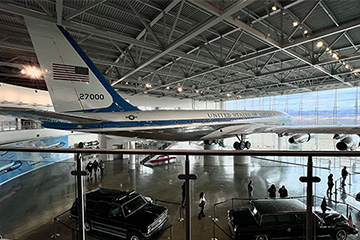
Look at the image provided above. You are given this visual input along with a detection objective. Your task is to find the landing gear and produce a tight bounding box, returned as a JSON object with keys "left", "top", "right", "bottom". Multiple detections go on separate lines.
{"left": 233, "top": 135, "right": 251, "bottom": 150}
{"left": 204, "top": 139, "right": 221, "bottom": 145}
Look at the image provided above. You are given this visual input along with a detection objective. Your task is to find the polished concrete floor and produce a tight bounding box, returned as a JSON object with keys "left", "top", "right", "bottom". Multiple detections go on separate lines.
{"left": 0, "top": 152, "right": 360, "bottom": 240}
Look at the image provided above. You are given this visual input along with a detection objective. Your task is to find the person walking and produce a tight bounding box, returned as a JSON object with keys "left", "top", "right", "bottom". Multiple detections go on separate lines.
{"left": 327, "top": 173, "right": 334, "bottom": 196}
{"left": 268, "top": 184, "right": 276, "bottom": 198}
{"left": 100, "top": 160, "right": 105, "bottom": 177}
{"left": 341, "top": 166, "right": 348, "bottom": 186}
{"left": 86, "top": 161, "right": 93, "bottom": 179}
{"left": 198, "top": 192, "right": 206, "bottom": 219}
{"left": 248, "top": 180, "right": 254, "bottom": 199}
{"left": 278, "top": 185, "right": 288, "bottom": 198}
{"left": 93, "top": 160, "right": 99, "bottom": 179}
{"left": 181, "top": 182, "right": 186, "bottom": 208}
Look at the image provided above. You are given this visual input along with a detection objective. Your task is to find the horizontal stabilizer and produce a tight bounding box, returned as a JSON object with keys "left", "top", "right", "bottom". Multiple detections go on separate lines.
{"left": 0, "top": 106, "right": 102, "bottom": 124}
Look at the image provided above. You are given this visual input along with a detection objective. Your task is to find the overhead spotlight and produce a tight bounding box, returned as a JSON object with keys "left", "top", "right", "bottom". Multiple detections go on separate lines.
{"left": 145, "top": 83, "right": 152, "bottom": 89}
{"left": 21, "top": 66, "right": 42, "bottom": 79}
{"left": 125, "top": 82, "right": 129, "bottom": 85}
{"left": 316, "top": 41, "right": 324, "bottom": 48}
{"left": 166, "top": 86, "right": 170, "bottom": 90}
{"left": 345, "top": 64, "right": 350, "bottom": 69}
{"left": 332, "top": 53, "right": 338, "bottom": 59}
{"left": 271, "top": 5, "right": 277, "bottom": 11}
{"left": 177, "top": 87, "right": 183, "bottom": 93}
{"left": 195, "top": 89, "right": 200, "bottom": 93}
{"left": 303, "top": 29, "right": 308, "bottom": 34}
{"left": 227, "top": 93, "right": 232, "bottom": 97}
{"left": 292, "top": 21, "right": 299, "bottom": 27}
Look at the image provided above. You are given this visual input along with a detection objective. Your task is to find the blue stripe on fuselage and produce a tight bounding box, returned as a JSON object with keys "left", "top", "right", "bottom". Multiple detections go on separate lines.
{"left": 41, "top": 115, "right": 289, "bottom": 130}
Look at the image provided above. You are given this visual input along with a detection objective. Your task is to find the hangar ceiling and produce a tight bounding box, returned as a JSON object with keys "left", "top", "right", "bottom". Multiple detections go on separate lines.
{"left": 1, "top": 0, "right": 360, "bottom": 102}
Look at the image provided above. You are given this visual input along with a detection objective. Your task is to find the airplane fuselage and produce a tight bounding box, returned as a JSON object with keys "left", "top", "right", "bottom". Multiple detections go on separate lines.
{"left": 42, "top": 110, "right": 291, "bottom": 141}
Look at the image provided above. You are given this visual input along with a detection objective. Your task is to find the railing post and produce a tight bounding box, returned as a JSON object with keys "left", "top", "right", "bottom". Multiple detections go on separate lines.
{"left": 185, "top": 155, "right": 191, "bottom": 240}
{"left": 213, "top": 204, "right": 216, "bottom": 240}
{"left": 335, "top": 180, "right": 338, "bottom": 202}
{"left": 76, "top": 152, "right": 85, "bottom": 240}
{"left": 306, "top": 156, "right": 313, "bottom": 240}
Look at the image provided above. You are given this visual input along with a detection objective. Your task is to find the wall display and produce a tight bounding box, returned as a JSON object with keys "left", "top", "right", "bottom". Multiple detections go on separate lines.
{"left": 0, "top": 136, "right": 69, "bottom": 185}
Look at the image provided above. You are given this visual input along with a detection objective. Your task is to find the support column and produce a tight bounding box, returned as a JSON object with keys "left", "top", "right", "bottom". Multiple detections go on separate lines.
{"left": 203, "top": 144, "right": 218, "bottom": 166}
{"left": 278, "top": 135, "right": 284, "bottom": 161}
{"left": 99, "top": 134, "right": 107, "bottom": 161}
{"left": 129, "top": 141, "right": 136, "bottom": 170}
{"left": 233, "top": 155, "right": 250, "bottom": 165}
{"left": 16, "top": 118, "right": 21, "bottom": 130}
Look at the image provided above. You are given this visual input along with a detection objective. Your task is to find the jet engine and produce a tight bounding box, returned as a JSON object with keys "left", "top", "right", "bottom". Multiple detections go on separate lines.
{"left": 336, "top": 134, "right": 360, "bottom": 151}
{"left": 288, "top": 134, "right": 314, "bottom": 144}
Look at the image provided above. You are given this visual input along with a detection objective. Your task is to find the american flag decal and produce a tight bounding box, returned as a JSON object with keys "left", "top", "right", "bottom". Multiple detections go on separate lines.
{"left": 53, "top": 63, "right": 89, "bottom": 82}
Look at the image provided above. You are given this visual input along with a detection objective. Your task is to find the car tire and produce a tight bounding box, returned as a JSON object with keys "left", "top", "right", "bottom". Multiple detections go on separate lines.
{"left": 84, "top": 221, "right": 91, "bottom": 232}
{"left": 128, "top": 232, "right": 142, "bottom": 240}
{"left": 255, "top": 235, "right": 269, "bottom": 240}
{"left": 332, "top": 229, "right": 347, "bottom": 240}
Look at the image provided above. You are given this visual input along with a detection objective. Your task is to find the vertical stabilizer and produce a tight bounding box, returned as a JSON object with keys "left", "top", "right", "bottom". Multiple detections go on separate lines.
{"left": 25, "top": 17, "right": 139, "bottom": 113}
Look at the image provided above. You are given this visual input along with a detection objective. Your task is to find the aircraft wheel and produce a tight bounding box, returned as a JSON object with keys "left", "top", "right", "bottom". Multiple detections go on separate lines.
{"left": 233, "top": 141, "right": 240, "bottom": 150}
{"left": 204, "top": 140, "right": 211, "bottom": 145}
{"left": 239, "top": 141, "right": 246, "bottom": 150}
{"left": 245, "top": 141, "right": 251, "bottom": 149}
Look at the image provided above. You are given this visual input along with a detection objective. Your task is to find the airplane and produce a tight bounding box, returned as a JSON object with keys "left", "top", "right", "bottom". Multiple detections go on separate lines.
{"left": 1, "top": 17, "right": 360, "bottom": 151}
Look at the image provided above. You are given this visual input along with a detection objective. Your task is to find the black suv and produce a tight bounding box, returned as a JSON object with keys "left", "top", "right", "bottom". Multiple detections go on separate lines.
{"left": 70, "top": 188, "right": 169, "bottom": 240}
{"left": 227, "top": 199, "right": 358, "bottom": 240}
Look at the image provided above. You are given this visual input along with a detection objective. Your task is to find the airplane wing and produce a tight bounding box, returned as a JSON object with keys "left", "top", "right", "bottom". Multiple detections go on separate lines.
{"left": 262, "top": 125, "right": 360, "bottom": 135}
{"left": 0, "top": 106, "right": 102, "bottom": 124}
{"left": 201, "top": 124, "right": 360, "bottom": 140}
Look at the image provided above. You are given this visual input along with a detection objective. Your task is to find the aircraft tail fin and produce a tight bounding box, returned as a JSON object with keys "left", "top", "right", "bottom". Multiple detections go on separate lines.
{"left": 25, "top": 17, "right": 139, "bottom": 113}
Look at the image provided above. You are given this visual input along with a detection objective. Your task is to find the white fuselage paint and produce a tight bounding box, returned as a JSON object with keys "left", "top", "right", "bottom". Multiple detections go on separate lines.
{"left": 44, "top": 110, "right": 290, "bottom": 141}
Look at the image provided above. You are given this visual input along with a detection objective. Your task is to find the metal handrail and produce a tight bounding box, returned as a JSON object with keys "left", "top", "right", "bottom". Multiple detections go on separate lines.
{"left": 3, "top": 147, "right": 360, "bottom": 157}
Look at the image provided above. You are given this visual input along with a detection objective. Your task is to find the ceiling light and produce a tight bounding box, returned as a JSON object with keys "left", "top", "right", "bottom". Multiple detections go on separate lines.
{"left": 227, "top": 93, "right": 232, "bottom": 97}
{"left": 195, "top": 89, "right": 200, "bottom": 93}
{"left": 346, "top": 64, "right": 350, "bottom": 69}
{"left": 177, "top": 87, "right": 183, "bottom": 93}
{"left": 166, "top": 86, "right": 170, "bottom": 90}
{"left": 292, "top": 21, "right": 299, "bottom": 27}
{"left": 332, "top": 53, "right": 338, "bottom": 59}
{"left": 21, "top": 66, "right": 42, "bottom": 79}
{"left": 271, "top": 5, "right": 277, "bottom": 11}
{"left": 145, "top": 83, "right": 152, "bottom": 89}
{"left": 316, "top": 41, "right": 323, "bottom": 48}
{"left": 303, "top": 29, "right": 308, "bottom": 34}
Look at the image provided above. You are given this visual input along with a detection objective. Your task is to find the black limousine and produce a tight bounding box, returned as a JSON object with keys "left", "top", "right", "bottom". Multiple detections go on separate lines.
{"left": 70, "top": 188, "right": 169, "bottom": 240}
{"left": 228, "top": 199, "right": 358, "bottom": 240}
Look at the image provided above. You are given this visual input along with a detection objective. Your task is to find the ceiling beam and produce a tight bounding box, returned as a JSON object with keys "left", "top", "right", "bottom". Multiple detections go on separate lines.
{"left": 64, "top": 0, "right": 106, "bottom": 21}
{"left": 110, "top": 0, "right": 256, "bottom": 86}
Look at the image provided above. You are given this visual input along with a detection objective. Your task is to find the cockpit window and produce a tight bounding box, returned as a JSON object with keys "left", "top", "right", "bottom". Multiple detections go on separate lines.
{"left": 122, "top": 196, "right": 147, "bottom": 217}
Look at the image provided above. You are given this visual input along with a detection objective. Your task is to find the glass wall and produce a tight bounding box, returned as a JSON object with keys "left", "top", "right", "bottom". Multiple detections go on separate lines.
{"left": 225, "top": 87, "right": 360, "bottom": 152}
{"left": 226, "top": 87, "right": 360, "bottom": 125}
